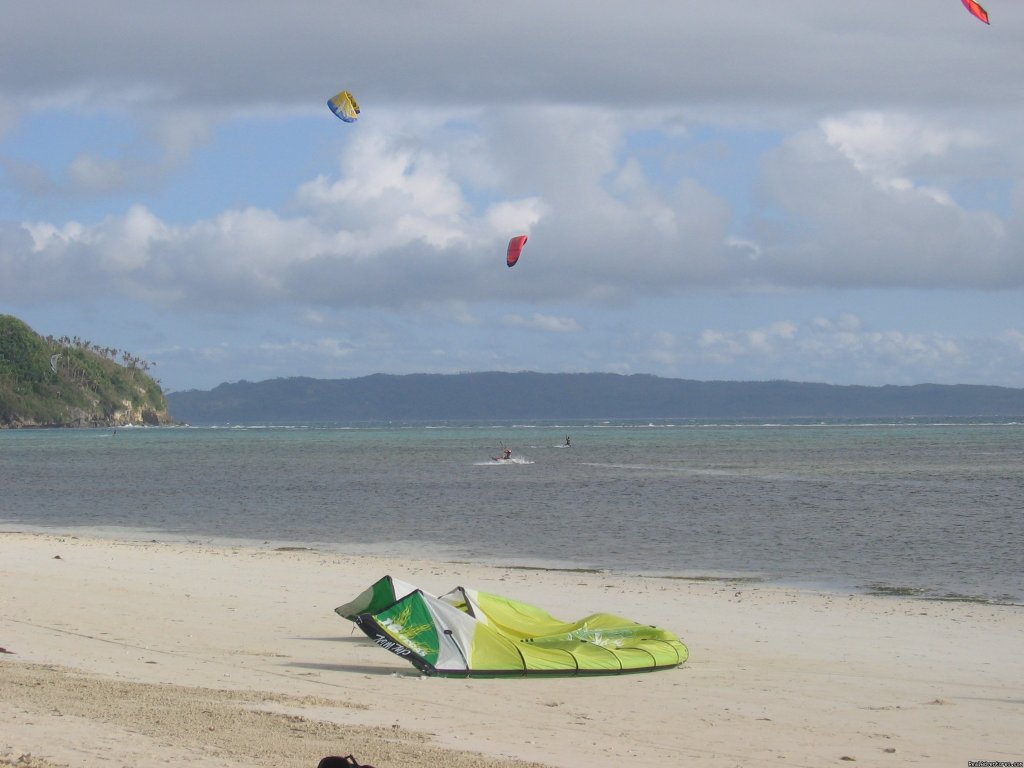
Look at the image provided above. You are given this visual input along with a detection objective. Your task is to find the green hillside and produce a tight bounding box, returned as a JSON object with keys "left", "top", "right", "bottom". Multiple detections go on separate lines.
{"left": 0, "top": 314, "right": 173, "bottom": 428}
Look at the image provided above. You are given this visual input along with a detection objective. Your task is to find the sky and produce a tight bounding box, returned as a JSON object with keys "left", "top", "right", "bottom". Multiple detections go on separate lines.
{"left": 2, "top": 1, "right": 1024, "bottom": 393}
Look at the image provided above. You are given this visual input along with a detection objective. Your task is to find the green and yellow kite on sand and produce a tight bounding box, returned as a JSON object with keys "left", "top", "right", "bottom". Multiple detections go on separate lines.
{"left": 336, "top": 576, "right": 688, "bottom": 677}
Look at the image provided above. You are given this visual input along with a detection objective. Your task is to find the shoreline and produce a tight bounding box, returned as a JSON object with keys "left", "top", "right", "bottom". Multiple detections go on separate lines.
{"left": 2, "top": 522, "right": 1018, "bottom": 608}
{"left": 3, "top": 531, "right": 1023, "bottom": 767}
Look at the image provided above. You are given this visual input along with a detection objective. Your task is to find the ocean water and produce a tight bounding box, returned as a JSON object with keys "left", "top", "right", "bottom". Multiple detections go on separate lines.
{"left": 1, "top": 419, "right": 1022, "bottom": 604}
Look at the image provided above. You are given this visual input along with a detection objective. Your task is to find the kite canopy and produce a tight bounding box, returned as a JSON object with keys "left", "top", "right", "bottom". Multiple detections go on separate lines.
{"left": 338, "top": 578, "right": 688, "bottom": 677}
{"left": 962, "top": 0, "right": 990, "bottom": 23}
{"left": 327, "top": 90, "right": 361, "bottom": 122}
{"left": 335, "top": 575, "right": 420, "bottom": 621}
{"left": 506, "top": 235, "right": 527, "bottom": 268}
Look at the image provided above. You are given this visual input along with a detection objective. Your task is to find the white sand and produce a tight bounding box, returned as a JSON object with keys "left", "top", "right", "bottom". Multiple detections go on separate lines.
{"left": 1, "top": 531, "right": 1022, "bottom": 768}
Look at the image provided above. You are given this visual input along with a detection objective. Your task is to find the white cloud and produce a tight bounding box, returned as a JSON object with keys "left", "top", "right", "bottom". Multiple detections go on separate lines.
{"left": 5, "top": 101, "right": 1023, "bottom": 318}
{"left": 1002, "top": 329, "right": 1024, "bottom": 354}
{"left": 485, "top": 199, "right": 547, "bottom": 237}
{"left": 296, "top": 131, "right": 476, "bottom": 252}
{"left": 0, "top": 107, "right": 731, "bottom": 308}
{"left": 699, "top": 321, "right": 798, "bottom": 363}
{"left": 753, "top": 114, "right": 1018, "bottom": 290}
{"left": 821, "top": 112, "right": 984, "bottom": 194}
{"left": 24, "top": 220, "right": 86, "bottom": 252}
{"left": 694, "top": 315, "right": 987, "bottom": 384}
{"left": 67, "top": 153, "right": 130, "bottom": 194}
{"left": 502, "top": 313, "right": 581, "bottom": 333}
{"left": 259, "top": 337, "right": 354, "bottom": 359}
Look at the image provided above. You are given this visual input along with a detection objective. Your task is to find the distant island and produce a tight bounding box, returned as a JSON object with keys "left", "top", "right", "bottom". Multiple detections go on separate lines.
{"left": 9, "top": 305, "right": 1018, "bottom": 428}
{"left": 0, "top": 314, "right": 173, "bottom": 428}
{"left": 167, "top": 372, "right": 1024, "bottom": 425}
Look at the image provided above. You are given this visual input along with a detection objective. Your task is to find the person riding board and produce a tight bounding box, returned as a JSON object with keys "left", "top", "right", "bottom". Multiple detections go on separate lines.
{"left": 502, "top": 448, "right": 512, "bottom": 460}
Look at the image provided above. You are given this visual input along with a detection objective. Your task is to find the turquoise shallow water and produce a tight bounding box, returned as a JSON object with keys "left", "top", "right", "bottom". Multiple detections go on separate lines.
{"left": 2, "top": 419, "right": 1022, "bottom": 603}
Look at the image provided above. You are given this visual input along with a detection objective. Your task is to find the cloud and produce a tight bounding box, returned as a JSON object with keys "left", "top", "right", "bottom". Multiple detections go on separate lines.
{"left": 6, "top": 1, "right": 1024, "bottom": 116}
{"left": 502, "top": 313, "right": 581, "bottom": 333}
{"left": 699, "top": 321, "right": 799, "bottom": 364}
{"left": 0, "top": 107, "right": 732, "bottom": 308}
{"left": 67, "top": 153, "right": 131, "bottom": 194}
{"left": 4, "top": 104, "right": 1023, "bottom": 314}
{"left": 258, "top": 336, "right": 355, "bottom": 359}
{"left": 694, "top": 314, "right": 998, "bottom": 384}
{"left": 1, "top": 106, "right": 219, "bottom": 201}
{"left": 749, "top": 113, "right": 1019, "bottom": 289}
{"left": 821, "top": 112, "right": 985, "bottom": 188}
{"left": 295, "top": 129, "right": 477, "bottom": 250}
{"left": 1000, "top": 329, "right": 1024, "bottom": 354}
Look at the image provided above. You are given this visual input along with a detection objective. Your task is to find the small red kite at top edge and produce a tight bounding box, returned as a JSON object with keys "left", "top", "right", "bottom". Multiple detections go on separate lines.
{"left": 962, "top": 0, "right": 990, "bottom": 24}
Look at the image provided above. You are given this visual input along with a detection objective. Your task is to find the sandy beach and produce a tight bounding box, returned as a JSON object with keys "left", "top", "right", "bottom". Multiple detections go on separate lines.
{"left": 1, "top": 531, "right": 1022, "bottom": 768}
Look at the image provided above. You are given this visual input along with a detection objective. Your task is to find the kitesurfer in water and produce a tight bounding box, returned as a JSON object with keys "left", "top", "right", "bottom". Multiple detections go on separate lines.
{"left": 565, "top": 435, "right": 571, "bottom": 447}
{"left": 502, "top": 448, "right": 513, "bottom": 460}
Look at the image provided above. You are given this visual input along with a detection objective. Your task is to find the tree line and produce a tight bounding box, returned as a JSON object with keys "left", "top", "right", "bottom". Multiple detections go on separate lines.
{"left": 45, "top": 335, "right": 155, "bottom": 373}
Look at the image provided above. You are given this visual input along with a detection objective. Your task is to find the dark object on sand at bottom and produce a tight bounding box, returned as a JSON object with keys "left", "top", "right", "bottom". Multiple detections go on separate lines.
{"left": 318, "top": 756, "right": 376, "bottom": 768}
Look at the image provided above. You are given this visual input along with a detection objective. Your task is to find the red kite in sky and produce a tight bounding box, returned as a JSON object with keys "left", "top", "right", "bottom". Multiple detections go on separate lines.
{"left": 962, "top": 0, "right": 990, "bottom": 24}
{"left": 506, "top": 235, "right": 527, "bottom": 268}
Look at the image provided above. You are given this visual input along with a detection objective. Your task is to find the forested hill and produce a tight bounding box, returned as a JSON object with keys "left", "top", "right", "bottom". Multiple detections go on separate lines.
{"left": 166, "top": 372, "right": 1024, "bottom": 424}
{"left": 0, "top": 314, "right": 173, "bottom": 428}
